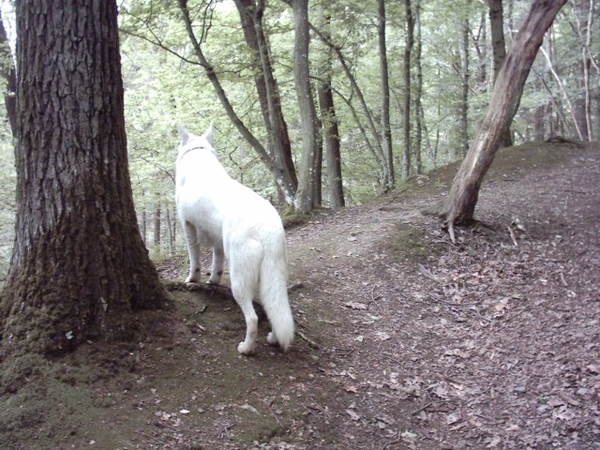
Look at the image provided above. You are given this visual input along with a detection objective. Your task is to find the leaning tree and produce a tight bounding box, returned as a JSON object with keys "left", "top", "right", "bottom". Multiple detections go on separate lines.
{"left": 434, "top": 0, "right": 567, "bottom": 241}
{"left": 0, "top": 0, "right": 169, "bottom": 357}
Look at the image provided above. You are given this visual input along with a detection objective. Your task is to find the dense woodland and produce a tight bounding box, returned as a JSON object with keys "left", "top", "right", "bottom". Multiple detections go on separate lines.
{"left": 0, "top": 2, "right": 598, "bottom": 448}
{"left": 0, "top": 0, "right": 598, "bottom": 271}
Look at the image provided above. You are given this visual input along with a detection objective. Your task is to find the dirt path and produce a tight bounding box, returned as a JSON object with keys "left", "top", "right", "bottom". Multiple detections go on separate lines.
{"left": 1, "top": 141, "right": 599, "bottom": 449}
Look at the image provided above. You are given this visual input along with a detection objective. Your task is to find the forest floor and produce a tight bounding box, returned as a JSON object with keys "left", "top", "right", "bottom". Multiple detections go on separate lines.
{"left": 1, "top": 140, "right": 600, "bottom": 450}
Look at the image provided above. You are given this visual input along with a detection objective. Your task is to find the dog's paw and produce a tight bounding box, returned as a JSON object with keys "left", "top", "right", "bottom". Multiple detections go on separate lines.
{"left": 208, "top": 270, "right": 223, "bottom": 284}
{"left": 237, "top": 341, "right": 256, "bottom": 355}
{"left": 185, "top": 275, "right": 200, "bottom": 283}
{"left": 266, "top": 332, "right": 277, "bottom": 345}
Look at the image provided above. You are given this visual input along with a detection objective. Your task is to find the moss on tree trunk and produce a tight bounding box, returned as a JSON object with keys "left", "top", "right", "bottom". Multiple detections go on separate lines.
{"left": 0, "top": 0, "right": 169, "bottom": 357}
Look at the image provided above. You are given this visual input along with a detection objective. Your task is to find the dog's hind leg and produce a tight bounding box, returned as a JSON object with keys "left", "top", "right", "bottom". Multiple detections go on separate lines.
{"left": 183, "top": 222, "right": 202, "bottom": 283}
{"left": 234, "top": 292, "right": 258, "bottom": 355}
{"left": 229, "top": 243, "right": 261, "bottom": 354}
{"left": 208, "top": 245, "right": 225, "bottom": 284}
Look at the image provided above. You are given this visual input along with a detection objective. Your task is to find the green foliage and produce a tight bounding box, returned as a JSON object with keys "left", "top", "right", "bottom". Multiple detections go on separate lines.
{"left": 0, "top": 0, "right": 595, "bottom": 261}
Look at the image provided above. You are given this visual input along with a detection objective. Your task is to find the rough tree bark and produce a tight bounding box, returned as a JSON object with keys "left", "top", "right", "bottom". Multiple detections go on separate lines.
{"left": 0, "top": 0, "right": 169, "bottom": 356}
{"left": 488, "top": 0, "right": 513, "bottom": 147}
{"left": 316, "top": 3, "right": 344, "bottom": 208}
{"left": 291, "top": 0, "right": 319, "bottom": 214}
{"left": 234, "top": 0, "right": 298, "bottom": 196}
{"left": 178, "top": 0, "right": 297, "bottom": 203}
{"left": 435, "top": 0, "right": 567, "bottom": 240}
{"left": 378, "top": 0, "right": 394, "bottom": 190}
{"left": 458, "top": 15, "right": 470, "bottom": 157}
{"left": 308, "top": 23, "right": 388, "bottom": 187}
{"left": 402, "top": 0, "right": 415, "bottom": 179}
{"left": 414, "top": 0, "right": 424, "bottom": 174}
{"left": 0, "top": 10, "right": 16, "bottom": 136}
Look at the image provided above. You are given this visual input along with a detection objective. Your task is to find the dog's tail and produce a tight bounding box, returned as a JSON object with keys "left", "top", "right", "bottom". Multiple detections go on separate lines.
{"left": 259, "top": 230, "right": 294, "bottom": 351}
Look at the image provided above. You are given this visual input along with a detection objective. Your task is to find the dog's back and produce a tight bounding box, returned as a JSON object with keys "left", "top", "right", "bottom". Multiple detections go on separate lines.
{"left": 175, "top": 125, "right": 294, "bottom": 354}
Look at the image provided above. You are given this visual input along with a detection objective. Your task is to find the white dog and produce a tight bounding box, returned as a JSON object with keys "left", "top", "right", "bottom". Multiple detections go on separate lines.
{"left": 175, "top": 124, "right": 294, "bottom": 354}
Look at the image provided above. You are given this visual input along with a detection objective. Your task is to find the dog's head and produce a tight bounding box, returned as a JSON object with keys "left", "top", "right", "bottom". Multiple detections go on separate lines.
{"left": 177, "top": 123, "right": 216, "bottom": 159}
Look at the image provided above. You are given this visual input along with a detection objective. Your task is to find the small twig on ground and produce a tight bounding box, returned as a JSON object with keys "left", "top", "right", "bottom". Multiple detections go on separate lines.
{"left": 266, "top": 404, "right": 283, "bottom": 427}
{"left": 381, "top": 434, "right": 401, "bottom": 450}
{"left": 507, "top": 225, "right": 518, "bottom": 246}
{"left": 559, "top": 272, "right": 568, "bottom": 286}
{"left": 303, "top": 400, "right": 330, "bottom": 420}
{"left": 369, "top": 285, "right": 383, "bottom": 311}
{"left": 504, "top": 307, "right": 529, "bottom": 322}
{"left": 418, "top": 264, "right": 439, "bottom": 282}
{"left": 288, "top": 281, "right": 305, "bottom": 292}
{"left": 410, "top": 399, "right": 450, "bottom": 416}
{"left": 214, "top": 422, "right": 234, "bottom": 439}
{"left": 297, "top": 329, "right": 319, "bottom": 349}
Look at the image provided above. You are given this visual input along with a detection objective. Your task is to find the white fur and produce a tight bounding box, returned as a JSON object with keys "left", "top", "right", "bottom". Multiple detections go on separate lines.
{"left": 175, "top": 124, "right": 294, "bottom": 354}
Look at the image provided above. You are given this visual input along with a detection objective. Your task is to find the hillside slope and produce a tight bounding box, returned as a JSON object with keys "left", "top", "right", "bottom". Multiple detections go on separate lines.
{"left": 1, "top": 140, "right": 599, "bottom": 449}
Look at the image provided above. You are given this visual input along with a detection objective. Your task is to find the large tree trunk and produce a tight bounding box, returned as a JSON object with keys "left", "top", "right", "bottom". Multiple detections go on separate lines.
{"left": 436, "top": 0, "right": 567, "bottom": 238}
{"left": 0, "top": 0, "right": 169, "bottom": 356}
{"left": 234, "top": 0, "right": 298, "bottom": 197}
{"left": 291, "top": 0, "right": 319, "bottom": 214}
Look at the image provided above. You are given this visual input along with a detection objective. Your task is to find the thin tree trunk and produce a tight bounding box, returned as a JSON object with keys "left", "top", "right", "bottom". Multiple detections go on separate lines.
{"left": 309, "top": 23, "right": 388, "bottom": 186}
{"left": 153, "top": 199, "right": 161, "bottom": 249}
{"left": 414, "top": 0, "right": 423, "bottom": 174}
{"left": 378, "top": 0, "right": 394, "bottom": 190}
{"left": 402, "top": 0, "right": 414, "bottom": 179}
{"left": 291, "top": 0, "right": 319, "bottom": 214}
{"left": 539, "top": 42, "right": 583, "bottom": 140}
{"left": 458, "top": 16, "right": 470, "bottom": 157}
{"left": 234, "top": 0, "right": 298, "bottom": 194}
{"left": 141, "top": 207, "right": 147, "bottom": 246}
{"left": 488, "top": 0, "right": 513, "bottom": 147}
{"left": 316, "top": 3, "right": 344, "bottom": 208}
{"left": 1, "top": 0, "right": 168, "bottom": 356}
{"left": 177, "top": 0, "right": 297, "bottom": 203}
{"left": 435, "top": 0, "right": 567, "bottom": 238}
{"left": 571, "top": 0, "right": 594, "bottom": 141}
{"left": 165, "top": 206, "right": 174, "bottom": 255}
{"left": 0, "top": 10, "right": 17, "bottom": 137}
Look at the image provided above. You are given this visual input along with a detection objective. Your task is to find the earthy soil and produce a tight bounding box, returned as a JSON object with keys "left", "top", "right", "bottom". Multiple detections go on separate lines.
{"left": 1, "top": 140, "right": 599, "bottom": 449}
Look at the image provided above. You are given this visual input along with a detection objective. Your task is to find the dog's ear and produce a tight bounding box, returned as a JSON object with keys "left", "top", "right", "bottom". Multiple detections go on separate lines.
{"left": 204, "top": 122, "right": 214, "bottom": 148}
{"left": 177, "top": 124, "right": 190, "bottom": 145}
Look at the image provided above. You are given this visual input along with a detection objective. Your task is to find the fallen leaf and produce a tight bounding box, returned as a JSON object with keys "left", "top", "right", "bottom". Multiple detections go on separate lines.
{"left": 346, "top": 409, "right": 361, "bottom": 421}
{"left": 401, "top": 430, "right": 417, "bottom": 439}
{"left": 486, "top": 435, "right": 501, "bottom": 448}
{"left": 345, "top": 302, "right": 367, "bottom": 310}
{"left": 375, "top": 414, "right": 395, "bottom": 425}
{"left": 239, "top": 404, "right": 260, "bottom": 415}
{"left": 375, "top": 331, "right": 391, "bottom": 341}
{"left": 446, "top": 412, "right": 461, "bottom": 425}
{"left": 586, "top": 364, "right": 600, "bottom": 374}
{"left": 343, "top": 384, "right": 358, "bottom": 393}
